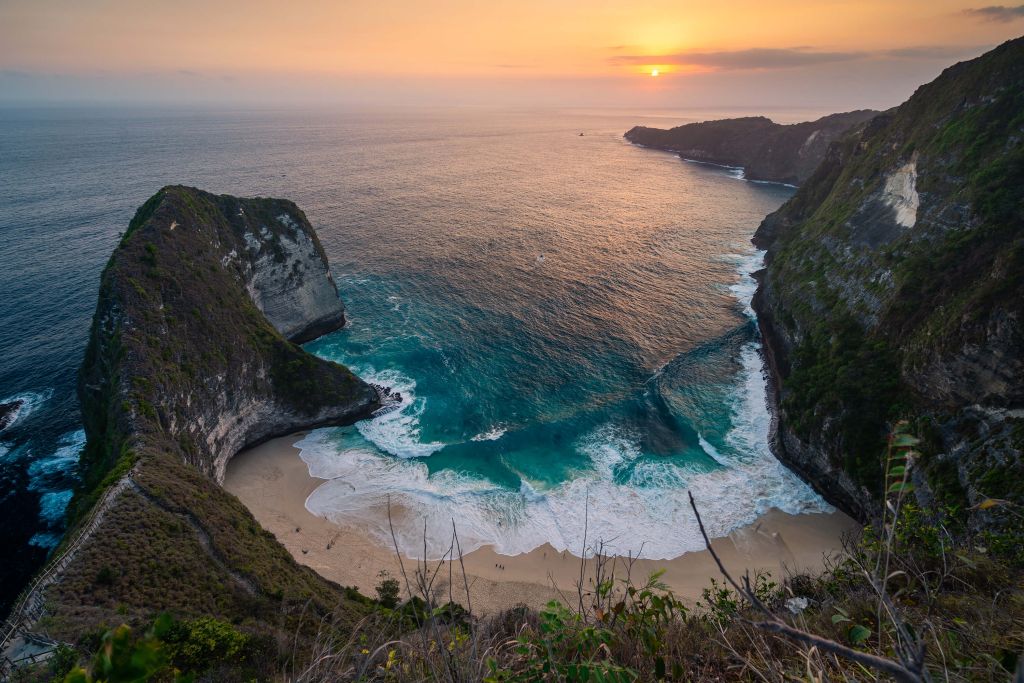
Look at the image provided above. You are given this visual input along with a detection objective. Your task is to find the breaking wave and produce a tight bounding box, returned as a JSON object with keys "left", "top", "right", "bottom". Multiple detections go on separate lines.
{"left": 298, "top": 249, "right": 829, "bottom": 560}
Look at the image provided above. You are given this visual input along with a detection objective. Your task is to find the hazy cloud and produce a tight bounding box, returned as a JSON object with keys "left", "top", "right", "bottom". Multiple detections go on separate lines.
{"left": 609, "top": 45, "right": 990, "bottom": 71}
{"left": 882, "top": 45, "right": 991, "bottom": 58}
{"left": 609, "top": 47, "right": 863, "bottom": 70}
{"left": 963, "top": 5, "right": 1024, "bottom": 21}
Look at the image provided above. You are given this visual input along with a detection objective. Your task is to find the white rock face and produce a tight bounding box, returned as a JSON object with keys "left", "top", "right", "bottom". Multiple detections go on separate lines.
{"left": 881, "top": 159, "right": 919, "bottom": 228}
{"left": 235, "top": 208, "right": 346, "bottom": 343}
{"left": 244, "top": 222, "right": 344, "bottom": 342}
{"left": 799, "top": 129, "right": 820, "bottom": 155}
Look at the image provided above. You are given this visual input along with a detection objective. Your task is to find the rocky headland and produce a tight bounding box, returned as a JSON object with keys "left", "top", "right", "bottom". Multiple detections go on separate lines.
{"left": 625, "top": 110, "right": 878, "bottom": 185}
{"left": 752, "top": 38, "right": 1024, "bottom": 523}
{"left": 5, "top": 186, "right": 379, "bottom": 649}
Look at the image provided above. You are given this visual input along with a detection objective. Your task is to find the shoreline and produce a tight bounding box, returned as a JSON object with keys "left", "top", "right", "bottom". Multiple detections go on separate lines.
{"left": 224, "top": 434, "right": 859, "bottom": 616}
{"left": 624, "top": 139, "right": 798, "bottom": 188}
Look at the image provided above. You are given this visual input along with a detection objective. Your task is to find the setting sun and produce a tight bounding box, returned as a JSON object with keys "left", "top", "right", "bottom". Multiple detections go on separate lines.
{"left": 651, "top": 68, "right": 660, "bottom": 77}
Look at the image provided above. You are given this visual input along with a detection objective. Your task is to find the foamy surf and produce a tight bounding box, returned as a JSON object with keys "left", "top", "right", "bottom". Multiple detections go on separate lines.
{"left": 297, "top": 245, "right": 829, "bottom": 560}
{"left": 299, "top": 418, "right": 827, "bottom": 560}
{"left": 26, "top": 429, "right": 85, "bottom": 485}
{"left": 19, "top": 428, "right": 86, "bottom": 548}
{"left": 354, "top": 368, "right": 445, "bottom": 458}
{"left": 471, "top": 426, "right": 508, "bottom": 442}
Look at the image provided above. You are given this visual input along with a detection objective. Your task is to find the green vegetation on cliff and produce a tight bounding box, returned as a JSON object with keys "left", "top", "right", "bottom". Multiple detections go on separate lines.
{"left": 753, "top": 37, "right": 1024, "bottom": 523}
{"left": 42, "top": 434, "right": 1023, "bottom": 682}
{"left": 8, "top": 187, "right": 380, "bottom": 675}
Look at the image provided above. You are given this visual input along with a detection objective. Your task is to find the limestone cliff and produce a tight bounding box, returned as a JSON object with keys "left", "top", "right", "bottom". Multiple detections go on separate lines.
{"left": 30, "top": 186, "right": 377, "bottom": 642}
{"left": 625, "top": 110, "right": 878, "bottom": 185}
{"left": 752, "top": 38, "right": 1024, "bottom": 523}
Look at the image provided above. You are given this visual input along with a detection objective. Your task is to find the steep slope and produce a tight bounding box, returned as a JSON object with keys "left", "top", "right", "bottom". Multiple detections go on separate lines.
{"left": 625, "top": 110, "right": 878, "bottom": 185}
{"left": 18, "top": 187, "right": 379, "bottom": 648}
{"left": 753, "top": 38, "right": 1024, "bottom": 522}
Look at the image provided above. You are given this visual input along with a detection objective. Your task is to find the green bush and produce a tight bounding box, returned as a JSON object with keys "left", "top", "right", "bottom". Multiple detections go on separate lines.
{"left": 63, "top": 614, "right": 191, "bottom": 683}
{"left": 375, "top": 570, "right": 401, "bottom": 609}
{"left": 163, "top": 616, "right": 250, "bottom": 673}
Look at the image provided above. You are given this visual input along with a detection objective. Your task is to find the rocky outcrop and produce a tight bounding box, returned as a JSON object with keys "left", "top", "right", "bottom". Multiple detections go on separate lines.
{"left": 236, "top": 208, "right": 347, "bottom": 344}
{"left": 31, "top": 186, "right": 377, "bottom": 641}
{"left": 0, "top": 400, "right": 23, "bottom": 432}
{"left": 625, "top": 110, "right": 879, "bottom": 185}
{"left": 752, "top": 38, "right": 1024, "bottom": 523}
{"left": 79, "top": 186, "right": 377, "bottom": 482}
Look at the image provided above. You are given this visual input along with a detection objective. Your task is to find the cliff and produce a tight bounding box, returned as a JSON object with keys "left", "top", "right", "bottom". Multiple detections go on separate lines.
{"left": 13, "top": 187, "right": 378, "bottom": 648}
{"left": 625, "top": 110, "right": 878, "bottom": 185}
{"left": 752, "top": 38, "right": 1024, "bottom": 523}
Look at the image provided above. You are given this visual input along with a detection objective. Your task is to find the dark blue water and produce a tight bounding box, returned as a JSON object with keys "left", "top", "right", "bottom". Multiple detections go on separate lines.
{"left": 0, "top": 106, "right": 828, "bottom": 614}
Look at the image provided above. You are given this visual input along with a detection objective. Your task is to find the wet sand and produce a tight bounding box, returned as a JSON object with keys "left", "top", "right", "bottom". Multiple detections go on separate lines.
{"left": 224, "top": 434, "right": 859, "bottom": 615}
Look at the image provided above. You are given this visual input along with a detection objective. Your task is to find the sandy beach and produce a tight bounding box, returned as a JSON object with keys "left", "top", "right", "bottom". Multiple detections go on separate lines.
{"left": 224, "top": 434, "right": 859, "bottom": 616}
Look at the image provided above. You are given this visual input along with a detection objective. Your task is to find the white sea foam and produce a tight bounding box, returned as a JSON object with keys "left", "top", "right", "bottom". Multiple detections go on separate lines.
{"left": 29, "top": 532, "right": 62, "bottom": 549}
{"left": 471, "top": 426, "right": 507, "bottom": 442}
{"left": 17, "top": 429, "right": 86, "bottom": 540}
{"left": 39, "top": 490, "right": 73, "bottom": 524}
{"left": 727, "top": 249, "right": 765, "bottom": 320}
{"left": 681, "top": 158, "right": 745, "bottom": 178}
{"left": 301, "top": 417, "right": 827, "bottom": 560}
{"left": 299, "top": 250, "right": 828, "bottom": 560}
{"left": 27, "top": 429, "right": 85, "bottom": 486}
{"left": 354, "top": 368, "right": 445, "bottom": 458}
{"left": 697, "top": 433, "right": 725, "bottom": 465}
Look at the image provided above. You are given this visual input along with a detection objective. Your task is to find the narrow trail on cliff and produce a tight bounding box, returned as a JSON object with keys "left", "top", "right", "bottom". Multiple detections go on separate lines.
{"left": 1, "top": 475, "right": 133, "bottom": 672}
{"left": 1, "top": 469, "right": 263, "bottom": 675}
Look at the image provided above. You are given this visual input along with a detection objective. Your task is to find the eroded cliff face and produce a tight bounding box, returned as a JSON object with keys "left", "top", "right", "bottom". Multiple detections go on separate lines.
{"left": 752, "top": 38, "right": 1024, "bottom": 523}
{"left": 234, "top": 206, "right": 347, "bottom": 344}
{"left": 624, "top": 110, "right": 878, "bottom": 185}
{"left": 79, "top": 187, "right": 377, "bottom": 482}
{"left": 42, "top": 186, "right": 378, "bottom": 639}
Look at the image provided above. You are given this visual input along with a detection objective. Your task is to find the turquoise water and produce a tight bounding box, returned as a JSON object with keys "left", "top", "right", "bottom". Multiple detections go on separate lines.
{"left": 289, "top": 112, "right": 830, "bottom": 559}
{"left": 0, "top": 108, "right": 828, "bottom": 612}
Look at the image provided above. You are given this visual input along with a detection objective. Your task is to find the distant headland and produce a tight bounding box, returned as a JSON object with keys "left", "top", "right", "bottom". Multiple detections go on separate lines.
{"left": 624, "top": 110, "right": 878, "bottom": 185}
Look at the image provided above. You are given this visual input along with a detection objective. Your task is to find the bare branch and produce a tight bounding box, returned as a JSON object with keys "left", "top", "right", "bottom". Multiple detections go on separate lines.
{"left": 687, "top": 490, "right": 925, "bottom": 683}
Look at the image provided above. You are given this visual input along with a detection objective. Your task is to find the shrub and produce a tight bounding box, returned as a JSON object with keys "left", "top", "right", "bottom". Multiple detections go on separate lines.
{"left": 375, "top": 570, "right": 401, "bottom": 609}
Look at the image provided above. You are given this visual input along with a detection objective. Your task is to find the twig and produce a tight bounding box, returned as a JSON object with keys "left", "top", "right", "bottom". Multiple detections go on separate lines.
{"left": 386, "top": 496, "right": 415, "bottom": 603}
{"left": 687, "top": 490, "right": 925, "bottom": 683}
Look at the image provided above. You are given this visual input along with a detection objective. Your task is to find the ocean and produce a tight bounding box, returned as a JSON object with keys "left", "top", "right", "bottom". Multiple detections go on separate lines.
{"left": 0, "top": 106, "right": 830, "bottom": 615}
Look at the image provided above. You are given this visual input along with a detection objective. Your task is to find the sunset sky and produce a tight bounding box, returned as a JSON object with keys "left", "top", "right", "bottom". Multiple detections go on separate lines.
{"left": 2, "top": 0, "right": 1022, "bottom": 110}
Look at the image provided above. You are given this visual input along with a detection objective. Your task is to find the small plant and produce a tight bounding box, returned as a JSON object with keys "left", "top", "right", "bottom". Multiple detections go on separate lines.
{"left": 63, "top": 614, "right": 193, "bottom": 683}
{"left": 485, "top": 600, "right": 638, "bottom": 682}
{"left": 163, "top": 616, "right": 249, "bottom": 673}
{"left": 375, "top": 569, "right": 401, "bottom": 609}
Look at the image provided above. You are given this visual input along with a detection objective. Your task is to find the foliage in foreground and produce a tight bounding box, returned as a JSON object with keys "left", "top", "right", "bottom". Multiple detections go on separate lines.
{"left": 15, "top": 425, "right": 1024, "bottom": 682}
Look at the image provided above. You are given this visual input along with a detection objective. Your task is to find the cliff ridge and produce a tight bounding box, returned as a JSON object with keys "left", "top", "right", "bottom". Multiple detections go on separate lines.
{"left": 9, "top": 186, "right": 378, "bottom": 650}
{"left": 752, "top": 38, "right": 1024, "bottom": 523}
{"left": 625, "top": 110, "right": 879, "bottom": 185}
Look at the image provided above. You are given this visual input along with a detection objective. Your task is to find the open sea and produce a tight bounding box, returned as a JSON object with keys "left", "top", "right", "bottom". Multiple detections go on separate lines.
{"left": 0, "top": 106, "right": 830, "bottom": 616}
